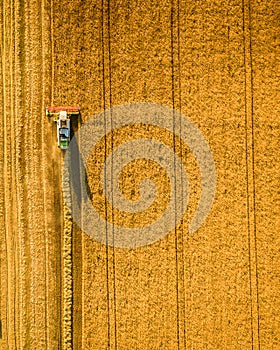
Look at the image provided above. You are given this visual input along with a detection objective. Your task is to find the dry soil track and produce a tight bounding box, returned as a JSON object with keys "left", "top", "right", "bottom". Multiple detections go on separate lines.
{"left": 1, "top": 0, "right": 280, "bottom": 350}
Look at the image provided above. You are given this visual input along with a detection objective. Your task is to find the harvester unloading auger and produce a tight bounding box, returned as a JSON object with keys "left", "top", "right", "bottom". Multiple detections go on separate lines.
{"left": 46, "top": 106, "right": 79, "bottom": 149}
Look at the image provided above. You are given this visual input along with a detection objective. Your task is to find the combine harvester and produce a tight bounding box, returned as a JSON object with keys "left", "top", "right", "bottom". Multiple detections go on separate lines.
{"left": 46, "top": 106, "right": 79, "bottom": 149}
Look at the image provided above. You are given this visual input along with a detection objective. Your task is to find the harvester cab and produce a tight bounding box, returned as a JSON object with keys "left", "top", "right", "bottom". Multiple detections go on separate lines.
{"left": 46, "top": 106, "right": 79, "bottom": 150}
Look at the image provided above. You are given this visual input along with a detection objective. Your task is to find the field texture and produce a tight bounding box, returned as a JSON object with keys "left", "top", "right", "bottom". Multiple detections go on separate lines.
{"left": 1, "top": 0, "right": 279, "bottom": 349}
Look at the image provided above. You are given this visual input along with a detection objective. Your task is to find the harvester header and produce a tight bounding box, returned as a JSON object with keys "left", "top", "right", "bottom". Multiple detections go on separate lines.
{"left": 46, "top": 106, "right": 80, "bottom": 117}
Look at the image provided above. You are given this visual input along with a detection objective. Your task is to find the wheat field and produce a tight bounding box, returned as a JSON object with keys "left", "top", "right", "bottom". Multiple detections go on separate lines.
{"left": 0, "top": 0, "right": 279, "bottom": 349}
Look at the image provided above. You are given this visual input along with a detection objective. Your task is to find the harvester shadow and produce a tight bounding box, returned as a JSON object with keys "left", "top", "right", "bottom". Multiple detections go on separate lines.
{"left": 70, "top": 111, "right": 83, "bottom": 139}
{"left": 68, "top": 113, "right": 91, "bottom": 211}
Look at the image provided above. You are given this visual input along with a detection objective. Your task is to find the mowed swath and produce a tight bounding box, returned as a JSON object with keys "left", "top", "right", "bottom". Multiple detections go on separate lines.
{"left": 1, "top": 0, "right": 63, "bottom": 349}
{"left": 0, "top": 1, "right": 279, "bottom": 350}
